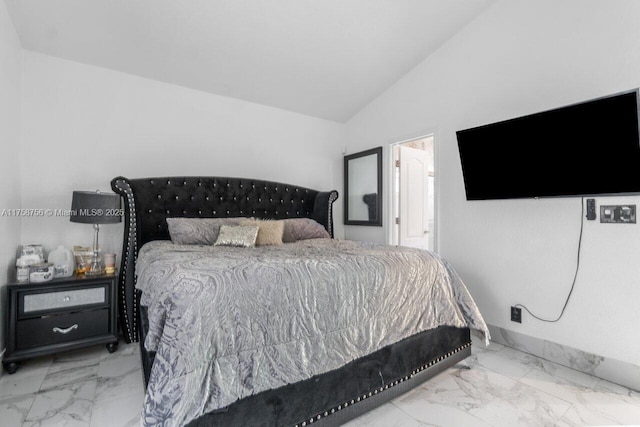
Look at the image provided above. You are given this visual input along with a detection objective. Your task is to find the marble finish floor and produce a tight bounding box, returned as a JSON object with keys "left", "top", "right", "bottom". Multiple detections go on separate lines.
{"left": 1, "top": 338, "right": 639, "bottom": 426}
{"left": 0, "top": 341, "right": 144, "bottom": 426}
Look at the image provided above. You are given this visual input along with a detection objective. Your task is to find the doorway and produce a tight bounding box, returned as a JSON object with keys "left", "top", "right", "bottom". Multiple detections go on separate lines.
{"left": 390, "top": 135, "right": 435, "bottom": 251}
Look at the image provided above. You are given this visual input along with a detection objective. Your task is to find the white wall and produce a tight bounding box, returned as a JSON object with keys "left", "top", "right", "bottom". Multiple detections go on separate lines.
{"left": 345, "top": 0, "right": 640, "bottom": 367}
{"left": 20, "top": 52, "right": 345, "bottom": 262}
{"left": 0, "top": 0, "right": 22, "bottom": 359}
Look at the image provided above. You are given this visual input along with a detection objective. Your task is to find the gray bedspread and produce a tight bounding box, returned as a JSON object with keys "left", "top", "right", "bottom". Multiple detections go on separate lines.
{"left": 136, "top": 238, "right": 489, "bottom": 426}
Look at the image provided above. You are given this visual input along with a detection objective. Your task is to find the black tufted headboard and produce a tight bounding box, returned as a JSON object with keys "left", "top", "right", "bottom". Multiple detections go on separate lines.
{"left": 111, "top": 176, "right": 339, "bottom": 343}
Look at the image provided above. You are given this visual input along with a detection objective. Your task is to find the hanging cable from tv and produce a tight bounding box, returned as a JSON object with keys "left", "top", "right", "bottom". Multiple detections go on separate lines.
{"left": 514, "top": 196, "right": 585, "bottom": 323}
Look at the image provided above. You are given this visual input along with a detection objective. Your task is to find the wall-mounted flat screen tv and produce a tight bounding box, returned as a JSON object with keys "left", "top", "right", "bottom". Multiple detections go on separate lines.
{"left": 456, "top": 90, "right": 640, "bottom": 200}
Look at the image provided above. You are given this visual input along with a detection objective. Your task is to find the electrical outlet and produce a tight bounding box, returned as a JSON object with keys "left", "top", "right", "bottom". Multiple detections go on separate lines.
{"left": 600, "top": 205, "right": 636, "bottom": 223}
{"left": 511, "top": 306, "right": 522, "bottom": 323}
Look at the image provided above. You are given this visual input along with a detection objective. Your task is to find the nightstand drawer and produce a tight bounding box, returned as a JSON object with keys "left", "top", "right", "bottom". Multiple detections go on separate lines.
{"left": 21, "top": 286, "right": 106, "bottom": 315}
{"left": 16, "top": 309, "right": 109, "bottom": 350}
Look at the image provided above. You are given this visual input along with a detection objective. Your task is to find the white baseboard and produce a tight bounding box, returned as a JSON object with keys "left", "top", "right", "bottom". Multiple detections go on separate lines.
{"left": 488, "top": 324, "right": 640, "bottom": 392}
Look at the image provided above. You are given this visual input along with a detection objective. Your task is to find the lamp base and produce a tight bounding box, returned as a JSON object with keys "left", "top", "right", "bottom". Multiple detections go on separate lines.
{"left": 85, "top": 223, "right": 104, "bottom": 276}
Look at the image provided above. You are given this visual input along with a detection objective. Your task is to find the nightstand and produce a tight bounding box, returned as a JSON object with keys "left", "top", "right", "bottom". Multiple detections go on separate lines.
{"left": 3, "top": 273, "right": 118, "bottom": 374}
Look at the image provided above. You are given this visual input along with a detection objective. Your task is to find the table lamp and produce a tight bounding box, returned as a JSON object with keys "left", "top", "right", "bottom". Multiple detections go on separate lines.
{"left": 70, "top": 190, "right": 121, "bottom": 276}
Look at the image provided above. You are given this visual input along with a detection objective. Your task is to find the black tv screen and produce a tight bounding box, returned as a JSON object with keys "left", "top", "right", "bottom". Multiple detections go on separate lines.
{"left": 456, "top": 90, "right": 640, "bottom": 200}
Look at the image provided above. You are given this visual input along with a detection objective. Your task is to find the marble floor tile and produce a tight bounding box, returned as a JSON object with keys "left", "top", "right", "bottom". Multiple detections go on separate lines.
{"left": 343, "top": 400, "right": 434, "bottom": 427}
{"left": 90, "top": 343, "right": 144, "bottom": 427}
{"left": 0, "top": 365, "right": 49, "bottom": 402}
{"left": 39, "top": 360, "right": 99, "bottom": 393}
{"left": 0, "top": 394, "right": 36, "bottom": 426}
{"left": 1, "top": 339, "right": 639, "bottom": 426}
{"left": 95, "top": 344, "right": 144, "bottom": 403}
{"left": 391, "top": 370, "right": 495, "bottom": 426}
{"left": 52, "top": 345, "right": 114, "bottom": 365}
{"left": 470, "top": 347, "right": 534, "bottom": 380}
{"left": 97, "top": 344, "right": 140, "bottom": 379}
{"left": 23, "top": 379, "right": 96, "bottom": 427}
{"left": 521, "top": 365, "right": 602, "bottom": 403}
{"left": 595, "top": 378, "right": 640, "bottom": 402}
{"left": 472, "top": 336, "right": 504, "bottom": 353}
{"left": 489, "top": 325, "right": 640, "bottom": 392}
{"left": 89, "top": 392, "right": 142, "bottom": 427}
{"left": 95, "top": 363, "right": 144, "bottom": 404}
{"left": 404, "top": 363, "right": 571, "bottom": 427}
{"left": 568, "top": 388, "right": 640, "bottom": 425}
{"left": 520, "top": 364, "right": 640, "bottom": 425}
{"left": 468, "top": 381, "right": 572, "bottom": 427}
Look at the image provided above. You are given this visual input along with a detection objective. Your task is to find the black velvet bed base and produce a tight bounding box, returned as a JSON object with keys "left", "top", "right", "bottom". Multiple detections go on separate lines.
{"left": 139, "top": 299, "right": 471, "bottom": 427}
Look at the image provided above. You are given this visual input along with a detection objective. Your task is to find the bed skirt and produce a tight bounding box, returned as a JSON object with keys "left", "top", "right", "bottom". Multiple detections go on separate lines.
{"left": 138, "top": 296, "right": 471, "bottom": 427}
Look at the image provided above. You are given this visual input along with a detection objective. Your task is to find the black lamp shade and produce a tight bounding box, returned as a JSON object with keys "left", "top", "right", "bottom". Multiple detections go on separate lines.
{"left": 70, "top": 191, "right": 122, "bottom": 224}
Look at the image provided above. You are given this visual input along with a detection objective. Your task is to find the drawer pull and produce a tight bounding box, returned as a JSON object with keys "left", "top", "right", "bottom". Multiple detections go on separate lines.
{"left": 52, "top": 324, "right": 79, "bottom": 334}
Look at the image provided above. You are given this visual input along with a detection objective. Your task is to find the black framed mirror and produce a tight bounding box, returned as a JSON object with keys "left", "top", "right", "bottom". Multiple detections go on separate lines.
{"left": 344, "top": 147, "right": 382, "bottom": 226}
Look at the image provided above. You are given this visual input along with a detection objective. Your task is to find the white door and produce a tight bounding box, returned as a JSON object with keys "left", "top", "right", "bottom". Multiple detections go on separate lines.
{"left": 399, "top": 145, "right": 429, "bottom": 249}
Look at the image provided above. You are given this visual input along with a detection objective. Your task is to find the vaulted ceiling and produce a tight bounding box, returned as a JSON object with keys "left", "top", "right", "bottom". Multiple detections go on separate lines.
{"left": 5, "top": 0, "right": 496, "bottom": 122}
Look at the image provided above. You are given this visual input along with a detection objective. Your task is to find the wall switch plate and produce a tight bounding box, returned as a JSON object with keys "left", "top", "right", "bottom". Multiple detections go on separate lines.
{"left": 511, "top": 306, "right": 522, "bottom": 323}
{"left": 586, "top": 199, "right": 596, "bottom": 220}
{"left": 600, "top": 205, "right": 636, "bottom": 223}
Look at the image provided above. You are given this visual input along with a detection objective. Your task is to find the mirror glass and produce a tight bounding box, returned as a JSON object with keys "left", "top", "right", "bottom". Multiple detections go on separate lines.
{"left": 344, "top": 147, "right": 382, "bottom": 226}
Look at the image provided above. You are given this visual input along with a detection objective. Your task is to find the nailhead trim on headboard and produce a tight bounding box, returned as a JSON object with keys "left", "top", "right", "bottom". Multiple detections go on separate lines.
{"left": 111, "top": 177, "right": 138, "bottom": 343}
{"left": 110, "top": 176, "right": 338, "bottom": 343}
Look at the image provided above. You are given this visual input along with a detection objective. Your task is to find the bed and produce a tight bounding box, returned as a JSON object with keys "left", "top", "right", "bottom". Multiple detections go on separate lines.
{"left": 110, "top": 175, "right": 489, "bottom": 427}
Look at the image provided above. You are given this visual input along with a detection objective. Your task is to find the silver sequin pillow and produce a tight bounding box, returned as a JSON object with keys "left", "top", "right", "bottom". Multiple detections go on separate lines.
{"left": 166, "top": 217, "right": 250, "bottom": 245}
{"left": 214, "top": 225, "right": 259, "bottom": 248}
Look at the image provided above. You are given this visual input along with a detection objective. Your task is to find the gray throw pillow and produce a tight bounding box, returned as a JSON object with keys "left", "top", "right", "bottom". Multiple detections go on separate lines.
{"left": 166, "top": 217, "right": 250, "bottom": 245}
{"left": 282, "top": 218, "right": 330, "bottom": 243}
